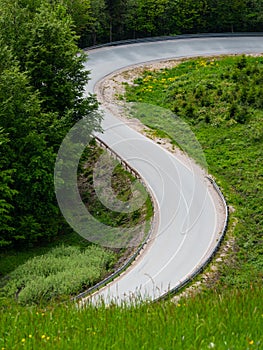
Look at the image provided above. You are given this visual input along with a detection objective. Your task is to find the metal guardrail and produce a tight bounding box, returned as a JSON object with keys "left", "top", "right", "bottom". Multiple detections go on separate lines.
{"left": 85, "top": 32, "right": 263, "bottom": 51}
{"left": 155, "top": 176, "right": 229, "bottom": 302}
{"left": 74, "top": 136, "right": 156, "bottom": 300}
{"left": 95, "top": 136, "right": 142, "bottom": 181}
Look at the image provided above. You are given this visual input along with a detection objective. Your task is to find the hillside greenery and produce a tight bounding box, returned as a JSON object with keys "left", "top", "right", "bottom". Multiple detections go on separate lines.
{"left": 125, "top": 55, "right": 263, "bottom": 288}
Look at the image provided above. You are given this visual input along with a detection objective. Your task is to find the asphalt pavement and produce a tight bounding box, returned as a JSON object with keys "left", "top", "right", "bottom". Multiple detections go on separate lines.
{"left": 82, "top": 35, "right": 263, "bottom": 304}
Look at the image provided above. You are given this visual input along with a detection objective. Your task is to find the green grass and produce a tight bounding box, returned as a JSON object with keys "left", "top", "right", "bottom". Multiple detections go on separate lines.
{"left": 0, "top": 287, "right": 262, "bottom": 349}
{"left": 124, "top": 55, "right": 263, "bottom": 288}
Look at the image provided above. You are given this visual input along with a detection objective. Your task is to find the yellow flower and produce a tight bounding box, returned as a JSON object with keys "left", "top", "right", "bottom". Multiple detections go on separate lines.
{"left": 249, "top": 340, "right": 254, "bottom": 345}
{"left": 29, "top": 334, "right": 32, "bottom": 338}
{"left": 47, "top": 337, "right": 50, "bottom": 341}
{"left": 21, "top": 338, "right": 26, "bottom": 343}
{"left": 41, "top": 335, "right": 46, "bottom": 339}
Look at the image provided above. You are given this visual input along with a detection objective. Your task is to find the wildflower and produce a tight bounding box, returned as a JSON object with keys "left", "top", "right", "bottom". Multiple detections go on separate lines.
{"left": 21, "top": 338, "right": 26, "bottom": 343}
{"left": 41, "top": 335, "right": 46, "bottom": 339}
{"left": 208, "top": 342, "right": 215, "bottom": 348}
{"left": 249, "top": 340, "right": 254, "bottom": 345}
{"left": 29, "top": 334, "right": 32, "bottom": 338}
{"left": 47, "top": 337, "right": 50, "bottom": 341}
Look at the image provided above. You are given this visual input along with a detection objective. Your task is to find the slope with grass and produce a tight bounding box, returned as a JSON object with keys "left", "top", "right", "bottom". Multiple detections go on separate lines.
{"left": 124, "top": 55, "right": 263, "bottom": 287}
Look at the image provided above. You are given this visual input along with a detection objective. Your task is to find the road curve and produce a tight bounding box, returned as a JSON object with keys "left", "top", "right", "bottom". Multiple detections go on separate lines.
{"left": 83, "top": 36, "right": 263, "bottom": 304}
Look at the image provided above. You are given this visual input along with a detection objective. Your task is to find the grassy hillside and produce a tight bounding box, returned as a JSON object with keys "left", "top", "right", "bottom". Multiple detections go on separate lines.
{"left": 125, "top": 55, "right": 263, "bottom": 288}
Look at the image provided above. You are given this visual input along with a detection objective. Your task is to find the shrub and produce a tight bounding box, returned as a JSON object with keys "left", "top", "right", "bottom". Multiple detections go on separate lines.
{"left": 1, "top": 245, "right": 115, "bottom": 304}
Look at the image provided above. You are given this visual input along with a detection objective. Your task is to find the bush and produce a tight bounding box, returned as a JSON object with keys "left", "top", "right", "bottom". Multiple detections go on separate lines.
{"left": 1, "top": 245, "right": 115, "bottom": 304}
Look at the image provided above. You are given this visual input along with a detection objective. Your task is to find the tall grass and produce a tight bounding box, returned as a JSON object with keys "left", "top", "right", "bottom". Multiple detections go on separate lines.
{"left": 1, "top": 245, "right": 116, "bottom": 305}
{"left": 0, "top": 287, "right": 262, "bottom": 349}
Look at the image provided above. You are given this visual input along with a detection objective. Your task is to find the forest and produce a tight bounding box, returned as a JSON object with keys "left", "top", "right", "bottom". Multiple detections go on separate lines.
{"left": 69, "top": 0, "right": 263, "bottom": 47}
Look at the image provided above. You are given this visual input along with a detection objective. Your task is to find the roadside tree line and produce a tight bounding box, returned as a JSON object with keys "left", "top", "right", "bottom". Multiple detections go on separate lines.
{"left": 0, "top": 0, "right": 100, "bottom": 247}
{"left": 75, "top": 0, "right": 263, "bottom": 47}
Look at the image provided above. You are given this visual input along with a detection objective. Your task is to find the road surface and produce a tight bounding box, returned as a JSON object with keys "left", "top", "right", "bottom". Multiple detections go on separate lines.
{"left": 82, "top": 35, "right": 263, "bottom": 304}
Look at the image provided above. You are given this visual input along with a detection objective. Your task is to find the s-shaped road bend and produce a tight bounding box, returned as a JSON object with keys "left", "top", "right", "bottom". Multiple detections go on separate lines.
{"left": 82, "top": 35, "right": 263, "bottom": 305}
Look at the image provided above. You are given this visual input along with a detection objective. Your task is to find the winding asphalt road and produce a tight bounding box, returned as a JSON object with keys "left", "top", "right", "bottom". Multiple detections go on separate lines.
{"left": 83, "top": 35, "right": 263, "bottom": 304}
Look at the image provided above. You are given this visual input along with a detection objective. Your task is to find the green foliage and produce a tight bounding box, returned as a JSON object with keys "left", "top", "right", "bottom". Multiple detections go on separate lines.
{"left": 0, "top": 0, "right": 101, "bottom": 247}
{"left": 0, "top": 129, "right": 17, "bottom": 247}
{"left": 75, "top": 0, "right": 263, "bottom": 47}
{"left": 0, "top": 58, "right": 63, "bottom": 244}
{"left": 0, "top": 287, "right": 262, "bottom": 348}
{"left": 125, "top": 0, "right": 171, "bottom": 36}
{"left": 124, "top": 55, "right": 263, "bottom": 287}
{"left": 60, "top": 0, "right": 93, "bottom": 35}
{"left": 1, "top": 245, "right": 115, "bottom": 304}
{"left": 24, "top": 4, "right": 98, "bottom": 120}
